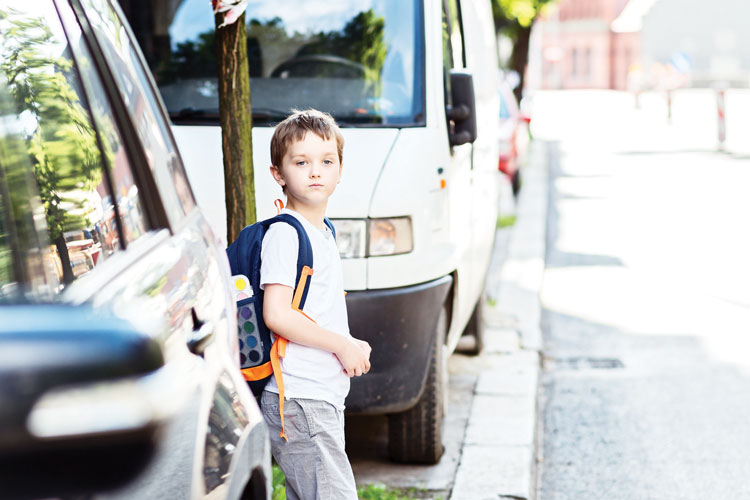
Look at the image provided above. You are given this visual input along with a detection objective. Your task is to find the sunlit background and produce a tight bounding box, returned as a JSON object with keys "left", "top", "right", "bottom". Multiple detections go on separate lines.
{"left": 503, "top": 0, "right": 750, "bottom": 374}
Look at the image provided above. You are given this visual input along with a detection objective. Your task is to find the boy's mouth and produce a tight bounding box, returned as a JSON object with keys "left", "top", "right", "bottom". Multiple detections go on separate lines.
{"left": 309, "top": 183, "right": 324, "bottom": 188}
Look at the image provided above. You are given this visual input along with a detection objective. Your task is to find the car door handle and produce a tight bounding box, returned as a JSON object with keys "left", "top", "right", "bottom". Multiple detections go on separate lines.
{"left": 187, "top": 318, "right": 214, "bottom": 356}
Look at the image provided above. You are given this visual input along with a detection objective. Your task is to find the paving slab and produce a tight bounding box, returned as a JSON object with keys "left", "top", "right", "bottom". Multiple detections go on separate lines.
{"left": 464, "top": 393, "right": 536, "bottom": 447}
{"left": 451, "top": 445, "right": 533, "bottom": 500}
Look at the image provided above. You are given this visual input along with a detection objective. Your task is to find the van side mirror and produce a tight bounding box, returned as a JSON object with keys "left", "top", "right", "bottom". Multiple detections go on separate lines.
{"left": 446, "top": 70, "right": 477, "bottom": 147}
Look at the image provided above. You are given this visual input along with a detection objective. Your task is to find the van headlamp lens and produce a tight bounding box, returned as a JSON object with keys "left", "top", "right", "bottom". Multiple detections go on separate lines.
{"left": 333, "top": 219, "right": 367, "bottom": 258}
{"left": 369, "top": 217, "right": 413, "bottom": 256}
{"left": 332, "top": 217, "right": 413, "bottom": 258}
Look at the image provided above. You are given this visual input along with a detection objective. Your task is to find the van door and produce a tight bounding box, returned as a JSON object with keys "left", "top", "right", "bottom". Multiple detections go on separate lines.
{"left": 460, "top": 0, "right": 501, "bottom": 305}
{"left": 442, "top": 0, "right": 475, "bottom": 333}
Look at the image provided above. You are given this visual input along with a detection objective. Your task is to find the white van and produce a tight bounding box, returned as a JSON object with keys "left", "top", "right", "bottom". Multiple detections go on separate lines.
{"left": 124, "top": 0, "right": 500, "bottom": 464}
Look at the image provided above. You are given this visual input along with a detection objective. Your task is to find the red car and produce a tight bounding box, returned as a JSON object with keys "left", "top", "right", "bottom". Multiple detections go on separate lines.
{"left": 497, "top": 81, "right": 531, "bottom": 195}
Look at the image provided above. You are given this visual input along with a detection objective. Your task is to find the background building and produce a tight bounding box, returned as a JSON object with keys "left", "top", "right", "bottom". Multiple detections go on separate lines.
{"left": 530, "top": 0, "right": 641, "bottom": 90}
{"left": 642, "top": 0, "right": 750, "bottom": 87}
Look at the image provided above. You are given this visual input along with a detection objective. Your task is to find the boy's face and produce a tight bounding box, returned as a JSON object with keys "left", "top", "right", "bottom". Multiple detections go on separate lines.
{"left": 271, "top": 132, "right": 342, "bottom": 209}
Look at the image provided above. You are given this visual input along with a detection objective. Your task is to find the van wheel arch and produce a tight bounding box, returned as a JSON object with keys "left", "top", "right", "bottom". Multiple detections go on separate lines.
{"left": 240, "top": 468, "right": 268, "bottom": 500}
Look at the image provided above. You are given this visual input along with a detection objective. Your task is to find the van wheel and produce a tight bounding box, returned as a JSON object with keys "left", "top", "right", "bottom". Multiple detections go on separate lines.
{"left": 387, "top": 307, "right": 447, "bottom": 464}
{"left": 460, "top": 294, "right": 485, "bottom": 355}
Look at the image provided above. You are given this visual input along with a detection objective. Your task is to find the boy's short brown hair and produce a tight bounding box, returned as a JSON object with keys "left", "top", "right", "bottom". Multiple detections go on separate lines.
{"left": 270, "top": 109, "right": 344, "bottom": 168}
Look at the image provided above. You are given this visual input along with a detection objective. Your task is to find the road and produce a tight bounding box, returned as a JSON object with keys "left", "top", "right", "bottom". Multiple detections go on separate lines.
{"left": 535, "top": 90, "right": 750, "bottom": 499}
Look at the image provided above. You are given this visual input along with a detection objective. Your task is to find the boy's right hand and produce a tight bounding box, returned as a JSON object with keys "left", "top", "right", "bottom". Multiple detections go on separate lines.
{"left": 336, "top": 338, "right": 371, "bottom": 377}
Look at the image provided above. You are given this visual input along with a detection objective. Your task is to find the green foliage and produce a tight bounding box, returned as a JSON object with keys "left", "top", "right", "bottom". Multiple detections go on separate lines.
{"left": 272, "top": 467, "right": 432, "bottom": 500}
{"left": 358, "top": 484, "right": 421, "bottom": 499}
{"left": 497, "top": 214, "right": 517, "bottom": 228}
{"left": 493, "top": 0, "right": 556, "bottom": 28}
{"left": 300, "top": 9, "right": 387, "bottom": 88}
{"left": 272, "top": 465, "right": 286, "bottom": 500}
{"left": 157, "top": 31, "right": 218, "bottom": 84}
{"left": 0, "top": 8, "right": 103, "bottom": 241}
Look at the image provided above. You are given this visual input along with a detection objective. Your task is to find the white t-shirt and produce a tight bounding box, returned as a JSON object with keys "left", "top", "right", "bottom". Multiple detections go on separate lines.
{"left": 260, "top": 208, "right": 351, "bottom": 409}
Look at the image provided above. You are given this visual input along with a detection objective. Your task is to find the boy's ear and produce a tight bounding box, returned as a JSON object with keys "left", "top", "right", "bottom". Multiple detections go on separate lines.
{"left": 270, "top": 165, "right": 285, "bottom": 187}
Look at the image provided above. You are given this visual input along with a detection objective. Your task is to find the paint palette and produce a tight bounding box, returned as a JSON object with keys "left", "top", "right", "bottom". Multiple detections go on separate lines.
{"left": 231, "top": 274, "right": 263, "bottom": 368}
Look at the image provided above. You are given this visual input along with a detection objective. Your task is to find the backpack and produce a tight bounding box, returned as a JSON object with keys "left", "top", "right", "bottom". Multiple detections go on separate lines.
{"left": 225, "top": 213, "right": 336, "bottom": 439}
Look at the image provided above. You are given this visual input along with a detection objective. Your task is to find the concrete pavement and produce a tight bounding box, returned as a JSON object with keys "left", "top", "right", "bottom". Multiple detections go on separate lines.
{"left": 449, "top": 139, "right": 548, "bottom": 500}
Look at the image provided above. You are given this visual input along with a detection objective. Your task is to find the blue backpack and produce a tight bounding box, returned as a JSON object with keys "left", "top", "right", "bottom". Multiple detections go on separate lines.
{"left": 225, "top": 214, "right": 336, "bottom": 400}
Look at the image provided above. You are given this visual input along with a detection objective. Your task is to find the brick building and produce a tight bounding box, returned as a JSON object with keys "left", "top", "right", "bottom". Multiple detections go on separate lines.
{"left": 530, "top": 0, "right": 642, "bottom": 90}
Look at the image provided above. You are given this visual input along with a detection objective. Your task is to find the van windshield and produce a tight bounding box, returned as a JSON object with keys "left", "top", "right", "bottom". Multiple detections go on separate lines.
{"left": 125, "top": 0, "right": 424, "bottom": 126}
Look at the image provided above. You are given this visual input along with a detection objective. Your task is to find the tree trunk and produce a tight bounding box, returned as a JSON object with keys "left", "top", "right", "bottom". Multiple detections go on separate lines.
{"left": 510, "top": 24, "right": 532, "bottom": 103}
{"left": 55, "top": 235, "right": 75, "bottom": 285}
{"left": 215, "top": 12, "right": 256, "bottom": 244}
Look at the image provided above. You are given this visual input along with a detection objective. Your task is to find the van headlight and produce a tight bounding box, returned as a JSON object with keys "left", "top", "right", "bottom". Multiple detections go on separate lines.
{"left": 333, "top": 219, "right": 367, "bottom": 258}
{"left": 332, "top": 217, "right": 413, "bottom": 258}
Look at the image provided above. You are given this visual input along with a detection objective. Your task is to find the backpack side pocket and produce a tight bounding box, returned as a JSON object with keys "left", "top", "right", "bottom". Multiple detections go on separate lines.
{"left": 237, "top": 296, "right": 265, "bottom": 370}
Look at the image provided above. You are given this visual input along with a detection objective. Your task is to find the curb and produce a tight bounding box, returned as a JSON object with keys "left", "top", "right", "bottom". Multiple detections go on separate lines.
{"left": 450, "top": 140, "right": 548, "bottom": 500}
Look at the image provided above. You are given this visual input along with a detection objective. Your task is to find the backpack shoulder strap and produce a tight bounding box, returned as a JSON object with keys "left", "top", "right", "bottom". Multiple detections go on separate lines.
{"left": 324, "top": 217, "right": 336, "bottom": 240}
{"left": 262, "top": 214, "right": 314, "bottom": 309}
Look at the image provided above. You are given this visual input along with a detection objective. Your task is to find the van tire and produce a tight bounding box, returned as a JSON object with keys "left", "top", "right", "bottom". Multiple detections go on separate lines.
{"left": 460, "top": 294, "right": 485, "bottom": 355}
{"left": 387, "top": 308, "right": 447, "bottom": 464}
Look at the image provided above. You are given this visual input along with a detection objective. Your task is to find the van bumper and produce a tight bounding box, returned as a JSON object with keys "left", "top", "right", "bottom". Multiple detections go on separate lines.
{"left": 344, "top": 275, "right": 453, "bottom": 414}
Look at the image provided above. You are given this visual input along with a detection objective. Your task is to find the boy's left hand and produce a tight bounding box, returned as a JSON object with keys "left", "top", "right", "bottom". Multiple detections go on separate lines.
{"left": 353, "top": 338, "right": 371, "bottom": 360}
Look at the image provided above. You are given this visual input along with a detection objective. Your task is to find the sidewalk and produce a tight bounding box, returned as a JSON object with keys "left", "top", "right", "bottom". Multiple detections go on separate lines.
{"left": 449, "top": 139, "right": 548, "bottom": 500}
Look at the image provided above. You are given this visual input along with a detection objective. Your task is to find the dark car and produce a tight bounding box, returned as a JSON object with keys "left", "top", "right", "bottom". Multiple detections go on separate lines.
{"left": 0, "top": 0, "right": 270, "bottom": 499}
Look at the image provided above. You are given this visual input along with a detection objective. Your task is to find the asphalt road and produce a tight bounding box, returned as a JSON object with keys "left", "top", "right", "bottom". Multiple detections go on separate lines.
{"left": 536, "top": 91, "right": 750, "bottom": 499}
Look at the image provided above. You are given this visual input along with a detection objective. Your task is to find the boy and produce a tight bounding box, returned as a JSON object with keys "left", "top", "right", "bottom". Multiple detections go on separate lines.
{"left": 260, "top": 109, "right": 371, "bottom": 500}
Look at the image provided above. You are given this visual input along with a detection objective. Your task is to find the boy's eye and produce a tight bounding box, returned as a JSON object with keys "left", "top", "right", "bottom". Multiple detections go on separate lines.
{"left": 296, "top": 160, "right": 306, "bottom": 166}
{"left": 324, "top": 159, "right": 333, "bottom": 165}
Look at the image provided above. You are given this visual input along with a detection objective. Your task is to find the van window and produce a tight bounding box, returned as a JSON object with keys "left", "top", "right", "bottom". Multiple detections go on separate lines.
{"left": 444, "top": 0, "right": 465, "bottom": 69}
{"left": 0, "top": 1, "right": 146, "bottom": 299}
{"left": 120, "top": 0, "right": 425, "bottom": 126}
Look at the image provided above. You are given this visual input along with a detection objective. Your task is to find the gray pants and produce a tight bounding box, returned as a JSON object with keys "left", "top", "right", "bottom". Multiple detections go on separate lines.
{"left": 261, "top": 390, "right": 357, "bottom": 500}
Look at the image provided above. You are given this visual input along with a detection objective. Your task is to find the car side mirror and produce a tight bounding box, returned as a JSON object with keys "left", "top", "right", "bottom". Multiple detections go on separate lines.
{"left": 446, "top": 70, "right": 478, "bottom": 147}
{"left": 0, "top": 305, "right": 166, "bottom": 500}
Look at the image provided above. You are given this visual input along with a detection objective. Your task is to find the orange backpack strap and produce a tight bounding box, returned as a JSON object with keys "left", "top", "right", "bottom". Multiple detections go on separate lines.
{"left": 241, "top": 362, "right": 272, "bottom": 381}
{"left": 273, "top": 265, "right": 315, "bottom": 442}
{"left": 271, "top": 337, "right": 288, "bottom": 441}
{"left": 274, "top": 198, "right": 285, "bottom": 214}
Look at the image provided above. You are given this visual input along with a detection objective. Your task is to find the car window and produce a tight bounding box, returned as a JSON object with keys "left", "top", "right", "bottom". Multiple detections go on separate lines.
{"left": 78, "top": 0, "right": 196, "bottom": 225}
{"left": 0, "top": 79, "right": 50, "bottom": 302}
{"left": 0, "top": 184, "right": 12, "bottom": 296}
{"left": 0, "top": 0, "right": 147, "bottom": 299}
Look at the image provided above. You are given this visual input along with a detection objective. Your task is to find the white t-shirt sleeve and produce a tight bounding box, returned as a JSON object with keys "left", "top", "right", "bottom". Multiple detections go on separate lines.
{"left": 260, "top": 223, "right": 299, "bottom": 290}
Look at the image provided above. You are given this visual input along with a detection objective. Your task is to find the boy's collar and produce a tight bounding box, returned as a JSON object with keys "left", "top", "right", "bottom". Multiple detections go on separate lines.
{"left": 281, "top": 207, "right": 328, "bottom": 231}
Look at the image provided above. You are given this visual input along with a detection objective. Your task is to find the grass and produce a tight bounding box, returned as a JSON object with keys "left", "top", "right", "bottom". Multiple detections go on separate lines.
{"left": 497, "top": 214, "right": 517, "bottom": 228}
{"left": 272, "top": 466, "right": 440, "bottom": 500}
{"left": 272, "top": 465, "right": 287, "bottom": 500}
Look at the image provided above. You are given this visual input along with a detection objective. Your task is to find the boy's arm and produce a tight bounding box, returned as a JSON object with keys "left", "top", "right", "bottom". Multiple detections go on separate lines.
{"left": 263, "top": 283, "right": 371, "bottom": 377}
